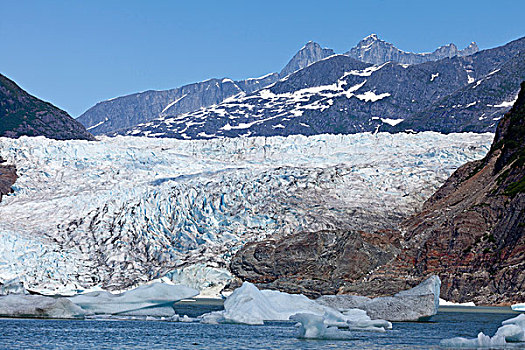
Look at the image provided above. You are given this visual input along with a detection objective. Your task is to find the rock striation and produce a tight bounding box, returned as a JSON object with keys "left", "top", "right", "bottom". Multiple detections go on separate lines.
{"left": 0, "top": 74, "right": 95, "bottom": 140}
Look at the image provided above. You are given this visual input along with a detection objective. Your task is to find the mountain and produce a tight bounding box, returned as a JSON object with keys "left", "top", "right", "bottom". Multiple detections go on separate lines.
{"left": 120, "top": 37, "right": 525, "bottom": 139}
{"left": 346, "top": 34, "right": 479, "bottom": 65}
{"left": 279, "top": 41, "right": 335, "bottom": 77}
{"left": 77, "top": 75, "right": 279, "bottom": 135}
{"left": 78, "top": 34, "right": 481, "bottom": 136}
{"left": 0, "top": 74, "right": 95, "bottom": 140}
{"left": 230, "top": 83, "right": 525, "bottom": 304}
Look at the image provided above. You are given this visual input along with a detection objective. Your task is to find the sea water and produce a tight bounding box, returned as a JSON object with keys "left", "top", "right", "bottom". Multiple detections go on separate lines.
{"left": 0, "top": 307, "right": 522, "bottom": 349}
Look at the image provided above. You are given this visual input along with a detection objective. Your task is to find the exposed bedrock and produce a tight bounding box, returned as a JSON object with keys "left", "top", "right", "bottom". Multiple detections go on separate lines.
{"left": 230, "top": 229, "right": 401, "bottom": 298}
{"left": 0, "top": 156, "right": 16, "bottom": 203}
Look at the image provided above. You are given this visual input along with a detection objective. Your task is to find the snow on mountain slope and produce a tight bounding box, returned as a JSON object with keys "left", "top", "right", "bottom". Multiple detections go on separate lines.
{"left": 0, "top": 133, "right": 493, "bottom": 295}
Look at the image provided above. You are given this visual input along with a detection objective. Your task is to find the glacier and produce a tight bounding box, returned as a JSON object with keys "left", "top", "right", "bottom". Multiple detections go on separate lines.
{"left": 0, "top": 132, "right": 493, "bottom": 295}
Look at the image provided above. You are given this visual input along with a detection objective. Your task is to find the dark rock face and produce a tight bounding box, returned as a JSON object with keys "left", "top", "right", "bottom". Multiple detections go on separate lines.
{"left": 0, "top": 74, "right": 95, "bottom": 141}
{"left": 395, "top": 82, "right": 525, "bottom": 305}
{"left": 0, "top": 157, "right": 16, "bottom": 203}
{"left": 279, "top": 41, "right": 335, "bottom": 77}
{"left": 121, "top": 37, "right": 524, "bottom": 139}
{"left": 230, "top": 229, "right": 401, "bottom": 298}
{"left": 346, "top": 34, "right": 479, "bottom": 65}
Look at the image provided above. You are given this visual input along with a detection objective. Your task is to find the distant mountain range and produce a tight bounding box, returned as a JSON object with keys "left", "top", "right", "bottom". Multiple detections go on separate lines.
{"left": 118, "top": 36, "right": 524, "bottom": 138}
{"left": 346, "top": 34, "right": 479, "bottom": 65}
{"left": 79, "top": 34, "right": 516, "bottom": 137}
{"left": 0, "top": 73, "right": 94, "bottom": 140}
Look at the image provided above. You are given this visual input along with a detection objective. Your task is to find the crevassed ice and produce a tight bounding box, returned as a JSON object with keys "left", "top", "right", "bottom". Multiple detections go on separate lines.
{"left": 0, "top": 132, "right": 493, "bottom": 294}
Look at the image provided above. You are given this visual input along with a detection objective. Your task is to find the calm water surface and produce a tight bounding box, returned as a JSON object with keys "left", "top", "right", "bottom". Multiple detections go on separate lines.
{"left": 0, "top": 306, "right": 522, "bottom": 349}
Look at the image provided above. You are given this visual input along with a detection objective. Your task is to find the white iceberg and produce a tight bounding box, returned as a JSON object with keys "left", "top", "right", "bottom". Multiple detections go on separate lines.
{"left": 512, "top": 303, "right": 525, "bottom": 312}
{"left": 0, "top": 294, "right": 85, "bottom": 319}
{"left": 68, "top": 282, "right": 199, "bottom": 317}
{"left": 317, "top": 275, "right": 441, "bottom": 321}
{"left": 199, "top": 281, "right": 391, "bottom": 333}
{"left": 291, "top": 313, "right": 358, "bottom": 339}
{"left": 441, "top": 313, "right": 525, "bottom": 348}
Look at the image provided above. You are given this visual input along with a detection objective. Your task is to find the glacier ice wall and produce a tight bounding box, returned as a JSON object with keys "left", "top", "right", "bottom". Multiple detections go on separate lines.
{"left": 0, "top": 133, "right": 493, "bottom": 294}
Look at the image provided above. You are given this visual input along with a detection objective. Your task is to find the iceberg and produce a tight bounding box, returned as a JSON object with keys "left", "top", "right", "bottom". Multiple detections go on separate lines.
{"left": 68, "top": 282, "right": 199, "bottom": 317}
{"left": 0, "top": 294, "right": 85, "bottom": 319}
{"left": 317, "top": 275, "right": 441, "bottom": 321}
{"left": 199, "top": 281, "right": 391, "bottom": 333}
{"left": 291, "top": 313, "right": 359, "bottom": 339}
{"left": 441, "top": 314, "right": 525, "bottom": 348}
{"left": 512, "top": 303, "right": 525, "bottom": 312}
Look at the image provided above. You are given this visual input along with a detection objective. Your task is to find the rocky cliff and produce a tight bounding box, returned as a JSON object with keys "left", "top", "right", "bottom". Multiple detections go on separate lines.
{"left": 0, "top": 157, "right": 16, "bottom": 203}
{"left": 394, "top": 81, "right": 525, "bottom": 305}
{"left": 0, "top": 74, "right": 95, "bottom": 141}
{"left": 230, "top": 83, "right": 525, "bottom": 304}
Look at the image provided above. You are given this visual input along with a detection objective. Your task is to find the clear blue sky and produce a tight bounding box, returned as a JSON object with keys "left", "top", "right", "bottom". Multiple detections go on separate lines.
{"left": 1, "top": 0, "right": 523, "bottom": 117}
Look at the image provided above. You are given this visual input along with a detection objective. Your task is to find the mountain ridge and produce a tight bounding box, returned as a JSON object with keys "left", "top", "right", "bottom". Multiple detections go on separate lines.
{"left": 0, "top": 73, "right": 95, "bottom": 141}
{"left": 78, "top": 34, "right": 484, "bottom": 135}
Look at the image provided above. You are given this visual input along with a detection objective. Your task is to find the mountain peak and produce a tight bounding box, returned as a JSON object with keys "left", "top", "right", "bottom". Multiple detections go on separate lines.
{"left": 279, "top": 41, "right": 335, "bottom": 77}
{"left": 346, "top": 35, "right": 479, "bottom": 65}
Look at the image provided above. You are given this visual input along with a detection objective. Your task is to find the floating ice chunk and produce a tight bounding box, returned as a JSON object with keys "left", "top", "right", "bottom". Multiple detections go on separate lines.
{"left": 441, "top": 332, "right": 507, "bottom": 348}
{"left": 200, "top": 281, "right": 326, "bottom": 325}
{"left": 0, "top": 294, "right": 85, "bottom": 319}
{"left": 68, "top": 282, "right": 199, "bottom": 317}
{"left": 199, "top": 282, "right": 391, "bottom": 331}
{"left": 317, "top": 276, "right": 440, "bottom": 321}
{"left": 291, "top": 313, "right": 358, "bottom": 339}
{"left": 512, "top": 303, "right": 525, "bottom": 312}
{"left": 441, "top": 314, "right": 525, "bottom": 347}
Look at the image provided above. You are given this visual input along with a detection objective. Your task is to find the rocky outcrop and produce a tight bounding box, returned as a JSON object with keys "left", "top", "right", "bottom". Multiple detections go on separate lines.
{"left": 346, "top": 33, "right": 479, "bottom": 65}
{"left": 230, "top": 229, "right": 401, "bottom": 298}
{"left": 0, "top": 74, "right": 95, "bottom": 141}
{"left": 0, "top": 156, "right": 16, "bottom": 203}
{"left": 279, "top": 41, "right": 335, "bottom": 77}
